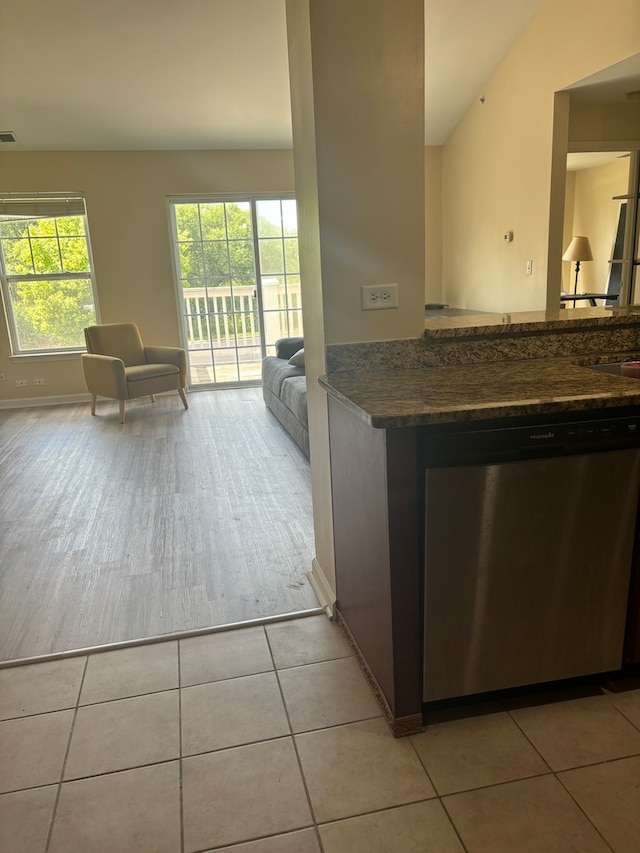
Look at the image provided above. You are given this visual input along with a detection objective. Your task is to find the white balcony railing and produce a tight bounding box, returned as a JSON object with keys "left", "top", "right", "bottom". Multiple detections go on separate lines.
{"left": 181, "top": 279, "right": 302, "bottom": 351}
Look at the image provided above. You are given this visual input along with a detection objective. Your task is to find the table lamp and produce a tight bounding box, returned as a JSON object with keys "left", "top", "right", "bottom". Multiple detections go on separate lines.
{"left": 562, "top": 236, "right": 593, "bottom": 294}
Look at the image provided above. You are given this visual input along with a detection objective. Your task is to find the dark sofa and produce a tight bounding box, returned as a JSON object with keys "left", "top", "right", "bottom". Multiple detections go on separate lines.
{"left": 261, "top": 336, "right": 309, "bottom": 458}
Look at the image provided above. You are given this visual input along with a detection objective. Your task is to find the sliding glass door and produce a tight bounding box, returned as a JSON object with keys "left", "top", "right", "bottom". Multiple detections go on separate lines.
{"left": 169, "top": 196, "right": 302, "bottom": 387}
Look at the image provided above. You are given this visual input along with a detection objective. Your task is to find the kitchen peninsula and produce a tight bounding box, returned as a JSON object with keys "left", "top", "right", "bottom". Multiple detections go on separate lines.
{"left": 321, "top": 309, "right": 640, "bottom": 736}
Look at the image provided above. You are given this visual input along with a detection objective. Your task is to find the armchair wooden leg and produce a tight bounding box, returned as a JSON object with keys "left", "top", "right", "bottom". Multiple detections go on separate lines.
{"left": 179, "top": 387, "right": 189, "bottom": 410}
{"left": 119, "top": 400, "right": 126, "bottom": 424}
{"left": 90, "top": 394, "right": 97, "bottom": 416}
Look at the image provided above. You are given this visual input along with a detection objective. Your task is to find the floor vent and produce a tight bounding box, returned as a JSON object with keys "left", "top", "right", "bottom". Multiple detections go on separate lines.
{"left": 0, "top": 131, "right": 16, "bottom": 143}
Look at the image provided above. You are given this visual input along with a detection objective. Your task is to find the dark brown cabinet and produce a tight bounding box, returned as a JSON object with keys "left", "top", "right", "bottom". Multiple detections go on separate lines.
{"left": 328, "top": 395, "right": 424, "bottom": 734}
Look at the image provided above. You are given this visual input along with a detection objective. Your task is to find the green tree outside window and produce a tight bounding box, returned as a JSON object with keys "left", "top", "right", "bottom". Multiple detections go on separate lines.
{"left": 0, "top": 212, "right": 97, "bottom": 352}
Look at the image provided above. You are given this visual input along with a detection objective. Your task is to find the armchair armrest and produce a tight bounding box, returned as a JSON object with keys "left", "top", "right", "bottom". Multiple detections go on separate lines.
{"left": 144, "top": 346, "right": 187, "bottom": 385}
{"left": 81, "top": 353, "right": 128, "bottom": 399}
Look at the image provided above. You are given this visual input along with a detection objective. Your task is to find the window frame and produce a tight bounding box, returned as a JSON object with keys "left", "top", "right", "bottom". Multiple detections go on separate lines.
{"left": 0, "top": 193, "right": 100, "bottom": 356}
{"left": 167, "top": 193, "right": 302, "bottom": 387}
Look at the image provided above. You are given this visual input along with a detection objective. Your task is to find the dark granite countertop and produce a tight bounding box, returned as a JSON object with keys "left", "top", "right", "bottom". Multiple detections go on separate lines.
{"left": 423, "top": 307, "right": 640, "bottom": 339}
{"left": 320, "top": 358, "right": 640, "bottom": 428}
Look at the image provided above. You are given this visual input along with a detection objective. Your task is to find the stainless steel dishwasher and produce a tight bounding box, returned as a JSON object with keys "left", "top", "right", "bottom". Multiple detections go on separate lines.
{"left": 422, "top": 412, "right": 640, "bottom": 704}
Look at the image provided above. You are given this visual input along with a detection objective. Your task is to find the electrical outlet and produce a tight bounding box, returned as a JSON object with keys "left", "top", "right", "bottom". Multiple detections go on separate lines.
{"left": 0, "top": 372, "right": 6, "bottom": 381}
{"left": 33, "top": 377, "right": 46, "bottom": 386}
{"left": 15, "top": 379, "right": 28, "bottom": 387}
{"left": 361, "top": 283, "right": 398, "bottom": 311}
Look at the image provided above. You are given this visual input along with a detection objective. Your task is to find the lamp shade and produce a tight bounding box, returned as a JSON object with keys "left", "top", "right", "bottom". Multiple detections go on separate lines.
{"left": 562, "top": 236, "right": 593, "bottom": 262}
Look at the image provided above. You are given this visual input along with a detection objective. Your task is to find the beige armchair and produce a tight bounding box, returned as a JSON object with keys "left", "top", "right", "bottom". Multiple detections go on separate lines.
{"left": 82, "top": 323, "right": 188, "bottom": 423}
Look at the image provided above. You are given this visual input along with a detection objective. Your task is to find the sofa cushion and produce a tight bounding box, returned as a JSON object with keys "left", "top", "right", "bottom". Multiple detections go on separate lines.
{"left": 275, "top": 336, "right": 304, "bottom": 360}
{"left": 288, "top": 348, "right": 305, "bottom": 367}
{"left": 263, "top": 386, "right": 309, "bottom": 458}
{"left": 280, "top": 375, "right": 308, "bottom": 428}
{"left": 262, "top": 355, "right": 305, "bottom": 398}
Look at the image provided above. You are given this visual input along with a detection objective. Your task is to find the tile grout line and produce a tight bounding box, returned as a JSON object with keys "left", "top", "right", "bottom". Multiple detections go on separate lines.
{"left": 267, "top": 652, "right": 354, "bottom": 674}
{"left": 43, "top": 754, "right": 187, "bottom": 787}
{"left": 315, "top": 797, "right": 466, "bottom": 836}
{"left": 438, "top": 796, "right": 472, "bottom": 853}
{"left": 44, "top": 654, "right": 89, "bottom": 853}
{"left": 554, "top": 750, "right": 640, "bottom": 773}
{"left": 258, "top": 630, "right": 467, "bottom": 840}
{"left": 438, "top": 769, "right": 556, "bottom": 799}
{"left": 602, "top": 689, "right": 640, "bottom": 735}
{"left": 262, "top": 624, "right": 325, "bottom": 852}
{"left": 178, "top": 732, "right": 295, "bottom": 762}
{"left": 76, "top": 684, "right": 180, "bottom": 709}
{"left": 406, "top": 735, "right": 470, "bottom": 852}
{"left": 553, "top": 771, "right": 616, "bottom": 852}
{"left": 506, "top": 702, "right": 640, "bottom": 772}
{"left": 177, "top": 640, "right": 185, "bottom": 853}
{"left": 153, "top": 732, "right": 640, "bottom": 814}
{"left": 5, "top": 625, "right": 640, "bottom": 850}
{"left": 506, "top": 707, "right": 556, "bottom": 773}
{"left": 505, "top": 707, "right": 619, "bottom": 852}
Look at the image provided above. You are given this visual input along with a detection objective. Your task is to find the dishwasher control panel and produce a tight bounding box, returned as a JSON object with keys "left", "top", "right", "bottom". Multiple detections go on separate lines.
{"left": 424, "top": 414, "right": 640, "bottom": 466}
{"left": 532, "top": 418, "right": 640, "bottom": 445}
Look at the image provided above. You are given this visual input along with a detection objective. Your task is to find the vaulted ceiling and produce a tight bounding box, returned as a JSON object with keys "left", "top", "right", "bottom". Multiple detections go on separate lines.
{"left": 0, "top": 0, "right": 547, "bottom": 151}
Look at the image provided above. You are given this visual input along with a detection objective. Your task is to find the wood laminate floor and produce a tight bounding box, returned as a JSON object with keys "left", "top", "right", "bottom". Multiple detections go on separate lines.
{"left": 0, "top": 388, "right": 318, "bottom": 661}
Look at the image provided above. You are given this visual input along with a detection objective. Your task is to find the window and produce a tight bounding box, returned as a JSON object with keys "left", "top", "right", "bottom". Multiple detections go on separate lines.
{"left": 0, "top": 193, "right": 98, "bottom": 354}
{"left": 169, "top": 196, "right": 301, "bottom": 386}
{"left": 255, "top": 198, "right": 302, "bottom": 349}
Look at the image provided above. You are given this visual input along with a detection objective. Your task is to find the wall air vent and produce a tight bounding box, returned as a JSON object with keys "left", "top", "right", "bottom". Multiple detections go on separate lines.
{"left": 0, "top": 131, "right": 16, "bottom": 143}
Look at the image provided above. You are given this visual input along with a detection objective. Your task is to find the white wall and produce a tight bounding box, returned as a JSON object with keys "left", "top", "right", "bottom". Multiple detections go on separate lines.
{"left": 441, "top": 0, "right": 640, "bottom": 312}
{"left": 0, "top": 150, "right": 295, "bottom": 400}
{"left": 425, "top": 146, "right": 443, "bottom": 303}
{"left": 286, "top": 0, "right": 425, "bottom": 603}
{"left": 563, "top": 157, "right": 630, "bottom": 295}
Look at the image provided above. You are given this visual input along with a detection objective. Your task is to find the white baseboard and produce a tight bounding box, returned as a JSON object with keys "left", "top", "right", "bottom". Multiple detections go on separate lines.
{"left": 307, "top": 557, "right": 337, "bottom": 620}
{"left": 0, "top": 393, "right": 90, "bottom": 410}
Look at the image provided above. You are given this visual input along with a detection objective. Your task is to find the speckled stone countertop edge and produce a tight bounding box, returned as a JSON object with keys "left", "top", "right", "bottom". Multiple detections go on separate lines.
{"left": 319, "top": 358, "right": 640, "bottom": 429}
{"left": 327, "top": 316, "right": 640, "bottom": 373}
{"left": 362, "top": 393, "right": 640, "bottom": 429}
{"left": 319, "top": 379, "right": 373, "bottom": 428}
{"left": 320, "top": 378, "right": 640, "bottom": 429}
{"left": 422, "top": 308, "right": 640, "bottom": 338}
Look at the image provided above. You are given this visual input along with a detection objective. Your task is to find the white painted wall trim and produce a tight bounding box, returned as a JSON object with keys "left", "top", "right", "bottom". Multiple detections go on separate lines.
{"left": 0, "top": 393, "right": 90, "bottom": 410}
{"left": 307, "top": 557, "right": 337, "bottom": 620}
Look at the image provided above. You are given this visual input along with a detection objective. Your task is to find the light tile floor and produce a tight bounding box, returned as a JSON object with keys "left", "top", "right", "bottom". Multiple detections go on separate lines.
{"left": 1, "top": 614, "right": 640, "bottom": 852}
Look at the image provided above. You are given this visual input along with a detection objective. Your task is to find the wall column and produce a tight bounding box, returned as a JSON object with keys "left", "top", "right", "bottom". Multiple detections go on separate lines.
{"left": 285, "top": 0, "right": 425, "bottom": 605}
